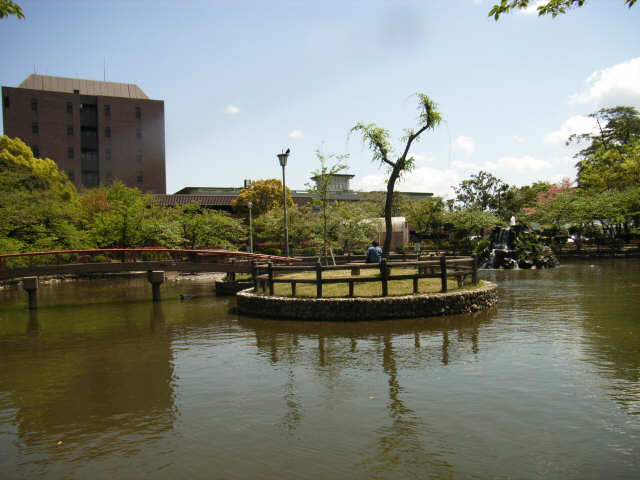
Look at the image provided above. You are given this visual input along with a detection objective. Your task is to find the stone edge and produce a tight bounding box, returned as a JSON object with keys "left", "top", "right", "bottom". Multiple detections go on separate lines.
{"left": 236, "top": 282, "right": 498, "bottom": 321}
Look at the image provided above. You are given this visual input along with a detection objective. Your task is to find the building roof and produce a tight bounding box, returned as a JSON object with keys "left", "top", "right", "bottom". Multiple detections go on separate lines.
{"left": 154, "top": 195, "right": 237, "bottom": 208}
{"left": 17, "top": 74, "right": 149, "bottom": 99}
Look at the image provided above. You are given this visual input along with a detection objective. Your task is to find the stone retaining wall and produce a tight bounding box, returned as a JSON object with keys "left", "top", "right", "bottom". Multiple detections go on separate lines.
{"left": 236, "top": 282, "right": 498, "bottom": 321}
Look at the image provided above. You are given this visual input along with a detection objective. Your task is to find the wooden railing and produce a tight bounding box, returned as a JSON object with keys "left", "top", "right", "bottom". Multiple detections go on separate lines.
{"left": 253, "top": 255, "right": 479, "bottom": 298}
{"left": 0, "top": 247, "right": 299, "bottom": 269}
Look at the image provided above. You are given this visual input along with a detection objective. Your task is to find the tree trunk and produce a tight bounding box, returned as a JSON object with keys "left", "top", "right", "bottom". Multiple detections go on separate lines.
{"left": 384, "top": 167, "right": 401, "bottom": 256}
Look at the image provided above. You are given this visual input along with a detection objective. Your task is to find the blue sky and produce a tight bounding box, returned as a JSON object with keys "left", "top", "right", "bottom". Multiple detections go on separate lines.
{"left": 1, "top": 0, "right": 639, "bottom": 197}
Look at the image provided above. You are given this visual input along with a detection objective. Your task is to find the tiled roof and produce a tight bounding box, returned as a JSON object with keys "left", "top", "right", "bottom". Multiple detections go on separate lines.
{"left": 154, "top": 195, "right": 237, "bottom": 207}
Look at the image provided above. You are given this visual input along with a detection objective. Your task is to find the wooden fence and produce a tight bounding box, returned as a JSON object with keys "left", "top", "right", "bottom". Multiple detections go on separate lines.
{"left": 253, "top": 255, "right": 478, "bottom": 298}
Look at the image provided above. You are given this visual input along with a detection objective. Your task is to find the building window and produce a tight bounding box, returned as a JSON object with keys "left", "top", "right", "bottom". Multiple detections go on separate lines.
{"left": 105, "top": 148, "right": 111, "bottom": 161}
{"left": 104, "top": 104, "right": 110, "bottom": 117}
{"left": 32, "top": 122, "right": 39, "bottom": 134}
{"left": 68, "top": 170, "right": 75, "bottom": 181}
{"left": 4, "top": 96, "right": 10, "bottom": 108}
{"left": 67, "top": 125, "right": 73, "bottom": 136}
{"left": 73, "top": 89, "right": 80, "bottom": 94}
{"left": 31, "top": 99, "right": 37, "bottom": 111}
{"left": 136, "top": 151, "right": 143, "bottom": 163}
{"left": 32, "top": 145, "right": 39, "bottom": 158}
{"left": 67, "top": 101, "right": 73, "bottom": 114}
{"left": 136, "top": 128, "right": 142, "bottom": 139}
{"left": 136, "top": 171, "right": 143, "bottom": 184}
{"left": 105, "top": 126, "right": 111, "bottom": 138}
{"left": 135, "top": 106, "right": 141, "bottom": 119}
{"left": 68, "top": 147, "right": 74, "bottom": 160}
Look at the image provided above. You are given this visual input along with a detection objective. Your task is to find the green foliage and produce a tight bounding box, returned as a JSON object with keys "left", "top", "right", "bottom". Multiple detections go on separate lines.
{"left": 307, "top": 147, "right": 349, "bottom": 257}
{"left": 0, "top": 0, "right": 24, "bottom": 20}
{"left": 406, "top": 197, "right": 445, "bottom": 236}
{"left": 489, "top": 0, "right": 636, "bottom": 20}
{"left": 351, "top": 93, "right": 442, "bottom": 255}
{"left": 454, "top": 170, "right": 509, "bottom": 214}
{"left": 443, "top": 209, "right": 500, "bottom": 238}
{"left": 232, "top": 178, "right": 293, "bottom": 217}
{"left": 0, "top": 136, "right": 91, "bottom": 253}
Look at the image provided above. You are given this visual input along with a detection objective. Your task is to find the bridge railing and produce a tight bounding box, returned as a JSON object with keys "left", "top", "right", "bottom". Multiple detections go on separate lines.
{"left": 0, "top": 248, "right": 300, "bottom": 270}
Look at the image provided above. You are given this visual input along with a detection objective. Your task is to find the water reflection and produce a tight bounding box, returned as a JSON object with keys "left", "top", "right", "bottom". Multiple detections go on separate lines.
{"left": 238, "top": 310, "right": 493, "bottom": 476}
{"left": 0, "top": 303, "right": 177, "bottom": 468}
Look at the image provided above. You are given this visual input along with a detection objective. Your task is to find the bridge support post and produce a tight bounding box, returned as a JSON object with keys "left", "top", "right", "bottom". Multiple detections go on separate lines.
{"left": 148, "top": 271, "right": 165, "bottom": 302}
{"left": 23, "top": 276, "right": 38, "bottom": 310}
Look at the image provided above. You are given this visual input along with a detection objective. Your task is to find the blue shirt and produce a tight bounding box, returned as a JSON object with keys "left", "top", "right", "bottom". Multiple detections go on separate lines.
{"left": 366, "top": 245, "right": 383, "bottom": 263}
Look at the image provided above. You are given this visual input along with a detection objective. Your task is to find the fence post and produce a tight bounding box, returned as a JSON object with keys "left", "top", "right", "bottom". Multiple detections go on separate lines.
{"left": 316, "top": 261, "right": 323, "bottom": 298}
{"left": 413, "top": 277, "right": 418, "bottom": 294}
{"left": 381, "top": 258, "right": 388, "bottom": 297}
{"left": 472, "top": 254, "right": 478, "bottom": 285}
{"left": 251, "top": 260, "right": 258, "bottom": 287}
{"left": 268, "top": 262, "right": 274, "bottom": 295}
{"left": 349, "top": 279, "right": 354, "bottom": 297}
{"left": 440, "top": 255, "right": 448, "bottom": 292}
{"left": 291, "top": 281, "right": 296, "bottom": 297}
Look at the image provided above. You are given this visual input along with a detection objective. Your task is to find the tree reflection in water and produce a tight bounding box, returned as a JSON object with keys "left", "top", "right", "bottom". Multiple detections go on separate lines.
{"left": 238, "top": 310, "right": 492, "bottom": 475}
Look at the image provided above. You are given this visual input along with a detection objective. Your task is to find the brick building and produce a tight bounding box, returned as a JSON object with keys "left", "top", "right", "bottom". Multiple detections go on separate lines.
{"left": 2, "top": 74, "right": 166, "bottom": 193}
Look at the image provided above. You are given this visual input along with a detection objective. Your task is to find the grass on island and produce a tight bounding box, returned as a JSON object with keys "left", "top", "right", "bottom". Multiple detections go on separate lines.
{"left": 266, "top": 267, "right": 480, "bottom": 298}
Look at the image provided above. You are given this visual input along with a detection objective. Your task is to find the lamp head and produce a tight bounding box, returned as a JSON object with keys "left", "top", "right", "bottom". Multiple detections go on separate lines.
{"left": 277, "top": 149, "right": 290, "bottom": 167}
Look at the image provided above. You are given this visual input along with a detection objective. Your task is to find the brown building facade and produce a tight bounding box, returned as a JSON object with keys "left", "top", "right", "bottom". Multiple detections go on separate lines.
{"left": 2, "top": 75, "right": 166, "bottom": 193}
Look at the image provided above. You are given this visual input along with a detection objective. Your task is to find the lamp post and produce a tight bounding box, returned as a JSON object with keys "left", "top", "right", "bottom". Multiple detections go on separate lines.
{"left": 247, "top": 201, "right": 253, "bottom": 253}
{"left": 277, "top": 149, "right": 290, "bottom": 257}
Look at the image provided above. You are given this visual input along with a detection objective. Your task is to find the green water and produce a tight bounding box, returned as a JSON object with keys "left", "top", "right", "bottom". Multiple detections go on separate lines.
{"left": 0, "top": 260, "right": 639, "bottom": 479}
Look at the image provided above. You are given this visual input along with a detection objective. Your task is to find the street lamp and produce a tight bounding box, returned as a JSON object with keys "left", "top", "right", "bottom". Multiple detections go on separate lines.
{"left": 247, "top": 201, "right": 253, "bottom": 253}
{"left": 277, "top": 149, "right": 290, "bottom": 257}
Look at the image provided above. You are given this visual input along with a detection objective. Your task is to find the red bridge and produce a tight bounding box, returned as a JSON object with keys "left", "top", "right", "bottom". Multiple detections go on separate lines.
{"left": 0, "top": 248, "right": 300, "bottom": 309}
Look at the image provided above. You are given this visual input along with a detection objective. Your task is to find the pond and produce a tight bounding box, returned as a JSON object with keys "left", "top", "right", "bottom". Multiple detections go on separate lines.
{"left": 0, "top": 259, "right": 639, "bottom": 479}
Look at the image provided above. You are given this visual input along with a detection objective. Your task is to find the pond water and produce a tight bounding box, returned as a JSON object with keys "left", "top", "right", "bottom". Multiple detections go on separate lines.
{"left": 0, "top": 259, "right": 639, "bottom": 479}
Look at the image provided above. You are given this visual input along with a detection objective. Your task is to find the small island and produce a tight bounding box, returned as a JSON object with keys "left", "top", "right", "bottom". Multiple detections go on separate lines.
{"left": 237, "top": 256, "right": 498, "bottom": 321}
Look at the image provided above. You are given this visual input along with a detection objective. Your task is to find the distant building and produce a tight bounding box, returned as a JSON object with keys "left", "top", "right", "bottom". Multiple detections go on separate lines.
{"left": 2, "top": 74, "right": 166, "bottom": 193}
{"left": 155, "top": 175, "right": 433, "bottom": 211}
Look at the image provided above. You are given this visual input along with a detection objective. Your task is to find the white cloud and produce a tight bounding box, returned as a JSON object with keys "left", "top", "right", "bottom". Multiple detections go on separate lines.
{"left": 289, "top": 129, "right": 304, "bottom": 138}
{"left": 543, "top": 115, "right": 599, "bottom": 145}
{"left": 408, "top": 152, "right": 436, "bottom": 163}
{"left": 453, "top": 155, "right": 550, "bottom": 173}
{"left": 513, "top": 135, "right": 525, "bottom": 143}
{"left": 453, "top": 135, "right": 475, "bottom": 154}
{"left": 356, "top": 167, "right": 459, "bottom": 198}
{"left": 452, "top": 160, "right": 479, "bottom": 170}
{"left": 224, "top": 104, "right": 240, "bottom": 114}
{"left": 569, "top": 57, "right": 640, "bottom": 106}
{"left": 494, "top": 155, "right": 551, "bottom": 172}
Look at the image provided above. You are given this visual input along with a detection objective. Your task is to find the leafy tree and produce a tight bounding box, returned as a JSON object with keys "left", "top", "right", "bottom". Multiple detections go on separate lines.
{"left": 454, "top": 170, "right": 509, "bottom": 213}
{"left": 0, "top": 136, "right": 90, "bottom": 254}
{"left": 232, "top": 178, "right": 293, "bottom": 217}
{"left": 171, "top": 203, "right": 246, "bottom": 249}
{"left": 489, "top": 0, "right": 636, "bottom": 20}
{"left": 500, "top": 181, "right": 551, "bottom": 220}
{"left": 443, "top": 209, "right": 499, "bottom": 238}
{"left": 406, "top": 197, "right": 445, "bottom": 237}
{"left": 307, "top": 148, "right": 348, "bottom": 257}
{"left": 567, "top": 107, "right": 640, "bottom": 191}
{"left": 577, "top": 139, "right": 640, "bottom": 192}
{"left": 0, "top": 0, "right": 24, "bottom": 20}
{"left": 351, "top": 93, "right": 442, "bottom": 255}
{"left": 253, "top": 204, "right": 320, "bottom": 251}
{"left": 332, "top": 202, "right": 378, "bottom": 254}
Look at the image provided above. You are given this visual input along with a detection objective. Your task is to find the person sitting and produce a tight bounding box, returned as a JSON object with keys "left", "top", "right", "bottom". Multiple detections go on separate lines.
{"left": 365, "top": 240, "right": 383, "bottom": 263}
